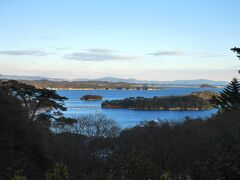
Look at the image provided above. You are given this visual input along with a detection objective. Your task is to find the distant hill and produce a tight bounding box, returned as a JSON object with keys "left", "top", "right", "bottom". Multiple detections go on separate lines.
{"left": 76, "top": 77, "right": 228, "bottom": 86}
{"left": 155, "top": 79, "right": 228, "bottom": 86}
{"left": 0, "top": 74, "right": 228, "bottom": 86}
{"left": 75, "top": 77, "right": 140, "bottom": 83}
{"left": 0, "top": 74, "right": 64, "bottom": 81}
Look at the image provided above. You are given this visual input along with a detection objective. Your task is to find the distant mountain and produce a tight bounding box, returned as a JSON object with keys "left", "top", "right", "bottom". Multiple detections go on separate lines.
{"left": 79, "top": 77, "right": 228, "bottom": 86}
{"left": 95, "top": 77, "right": 140, "bottom": 83}
{"left": 0, "top": 74, "right": 63, "bottom": 81}
{"left": 154, "top": 79, "right": 228, "bottom": 86}
{"left": 0, "top": 74, "right": 228, "bottom": 86}
{"left": 73, "top": 78, "right": 95, "bottom": 81}
{"left": 73, "top": 77, "right": 137, "bottom": 83}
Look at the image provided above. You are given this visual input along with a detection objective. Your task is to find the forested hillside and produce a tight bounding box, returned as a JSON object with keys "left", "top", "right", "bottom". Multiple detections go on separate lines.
{"left": 102, "top": 91, "right": 216, "bottom": 110}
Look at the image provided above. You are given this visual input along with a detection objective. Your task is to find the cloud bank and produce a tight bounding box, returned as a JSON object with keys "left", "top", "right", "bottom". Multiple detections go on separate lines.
{"left": 148, "top": 50, "right": 188, "bottom": 56}
{"left": 64, "top": 49, "right": 137, "bottom": 61}
{"left": 148, "top": 50, "right": 226, "bottom": 58}
{"left": 0, "top": 50, "right": 53, "bottom": 57}
{"left": 84, "top": 48, "right": 116, "bottom": 53}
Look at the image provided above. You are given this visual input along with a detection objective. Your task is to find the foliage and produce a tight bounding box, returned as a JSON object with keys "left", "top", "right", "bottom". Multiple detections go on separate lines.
{"left": 15, "top": 79, "right": 157, "bottom": 90}
{"left": 200, "top": 84, "right": 216, "bottom": 88}
{"left": 11, "top": 171, "right": 27, "bottom": 180}
{"left": 0, "top": 80, "right": 68, "bottom": 123}
{"left": 45, "top": 163, "right": 69, "bottom": 180}
{"left": 231, "top": 47, "right": 240, "bottom": 73}
{"left": 0, "top": 92, "right": 51, "bottom": 179}
{"left": 0, "top": 80, "right": 36, "bottom": 108}
{"left": 80, "top": 94, "right": 102, "bottom": 100}
{"left": 102, "top": 91, "right": 216, "bottom": 110}
{"left": 12, "top": 175, "right": 27, "bottom": 180}
{"left": 211, "top": 78, "right": 240, "bottom": 111}
{"left": 231, "top": 47, "right": 240, "bottom": 60}
{"left": 53, "top": 114, "right": 121, "bottom": 137}
{"left": 109, "top": 150, "right": 157, "bottom": 179}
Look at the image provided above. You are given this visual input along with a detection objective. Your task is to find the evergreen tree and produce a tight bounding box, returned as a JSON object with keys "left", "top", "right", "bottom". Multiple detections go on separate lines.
{"left": 231, "top": 47, "right": 240, "bottom": 73}
{"left": 231, "top": 47, "right": 240, "bottom": 60}
{"left": 211, "top": 78, "right": 240, "bottom": 110}
{"left": 0, "top": 80, "right": 68, "bottom": 124}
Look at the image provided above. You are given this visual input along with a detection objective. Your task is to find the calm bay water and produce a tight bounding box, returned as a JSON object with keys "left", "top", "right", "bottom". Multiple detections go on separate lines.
{"left": 57, "top": 88, "right": 220, "bottom": 128}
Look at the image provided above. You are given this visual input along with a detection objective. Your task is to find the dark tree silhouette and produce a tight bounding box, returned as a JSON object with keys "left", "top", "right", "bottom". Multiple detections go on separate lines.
{"left": 231, "top": 47, "right": 240, "bottom": 73}
{"left": 0, "top": 80, "right": 36, "bottom": 108}
{"left": 30, "top": 88, "right": 68, "bottom": 123}
{"left": 211, "top": 78, "right": 240, "bottom": 110}
{"left": 231, "top": 47, "right": 240, "bottom": 59}
{"left": 0, "top": 91, "right": 51, "bottom": 179}
{"left": 53, "top": 114, "right": 121, "bottom": 137}
{"left": 211, "top": 48, "right": 240, "bottom": 110}
{"left": 0, "top": 80, "right": 68, "bottom": 124}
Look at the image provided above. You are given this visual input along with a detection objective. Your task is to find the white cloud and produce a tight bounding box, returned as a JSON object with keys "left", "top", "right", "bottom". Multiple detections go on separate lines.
{"left": 63, "top": 49, "right": 138, "bottom": 61}
{"left": 148, "top": 50, "right": 226, "bottom": 58}
{"left": 0, "top": 49, "right": 53, "bottom": 57}
{"left": 148, "top": 50, "right": 188, "bottom": 56}
{"left": 84, "top": 48, "right": 116, "bottom": 53}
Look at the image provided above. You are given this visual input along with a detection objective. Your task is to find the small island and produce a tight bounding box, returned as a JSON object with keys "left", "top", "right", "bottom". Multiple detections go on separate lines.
{"left": 101, "top": 91, "right": 217, "bottom": 110}
{"left": 80, "top": 95, "right": 103, "bottom": 101}
{"left": 200, "top": 84, "right": 216, "bottom": 88}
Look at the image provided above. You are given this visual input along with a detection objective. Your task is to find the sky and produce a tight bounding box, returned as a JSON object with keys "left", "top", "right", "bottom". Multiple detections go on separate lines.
{"left": 0, "top": 0, "right": 240, "bottom": 81}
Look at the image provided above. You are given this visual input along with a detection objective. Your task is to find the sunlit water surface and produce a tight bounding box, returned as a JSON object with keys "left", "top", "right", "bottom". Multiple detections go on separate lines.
{"left": 58, "top": 88, "right": 221, "bottom": 128}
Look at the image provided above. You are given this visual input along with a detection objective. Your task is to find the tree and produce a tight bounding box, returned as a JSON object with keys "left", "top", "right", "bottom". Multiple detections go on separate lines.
{"left": 75, "top": 114, "right": 121, "bottom": 137}
{"left": 30, "top": 88, "right": 68, "bottom": 123}
{"left": 0, "top": 92, "right": 51, "bottom": 179}
{"left": 211, "top": 78, "right": 240, "bottom": 111}
{"left": 231, "top": 47, "right": 240, "bottom": 73}
{"left": 0, "top": 80, "right": 68, "bottom": 124}
{"left": 109, "top": 150, "right": 157, "bottom": 180}
{"left": 0, "top": 80, "right": 36, "bottom": 108}
{"left": 231, "top": 47, "right": 240, "bottom": 60}
{"left": 210, "top": 48, "right": 240, "bottom": 111}
{"left": 45, "top": 163, "right": 69, "bottom": 180}
{"left": 54, "top": 114, "right": 121, "bottom": 137}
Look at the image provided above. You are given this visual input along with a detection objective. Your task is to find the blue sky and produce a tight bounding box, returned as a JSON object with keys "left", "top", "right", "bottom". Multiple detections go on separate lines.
{"left": 0, "top": 0, "right": 239, "bottom": 81}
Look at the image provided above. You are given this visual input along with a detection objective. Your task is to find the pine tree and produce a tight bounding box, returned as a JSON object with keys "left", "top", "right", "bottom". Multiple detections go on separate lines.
{"left": 231, "top": 47, "right": 240, "bottom": 73}
{"left": 211, "top": 78, "right": 240, "bottom": 110}
{"left": 231, "top": 47, "right": 240, "bottom": 60}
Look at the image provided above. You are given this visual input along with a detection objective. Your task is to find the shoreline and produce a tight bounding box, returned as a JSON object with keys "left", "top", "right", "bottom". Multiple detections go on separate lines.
{"left": 101, "top": 106, "right": 213, "bottom": 111}
{"left": 49, "top": 87, "right": 222, "bottom": 91}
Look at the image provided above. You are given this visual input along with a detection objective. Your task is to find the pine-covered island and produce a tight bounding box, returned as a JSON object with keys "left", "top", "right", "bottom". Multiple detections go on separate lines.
{"left": 200, "top": 84, "right": 217, "bottom": 88}
{"left": 101, "top": 91, "right": 217, "bottom": 110}
{"left": 80, "top": 95, "right": 103, "bottom": 101}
